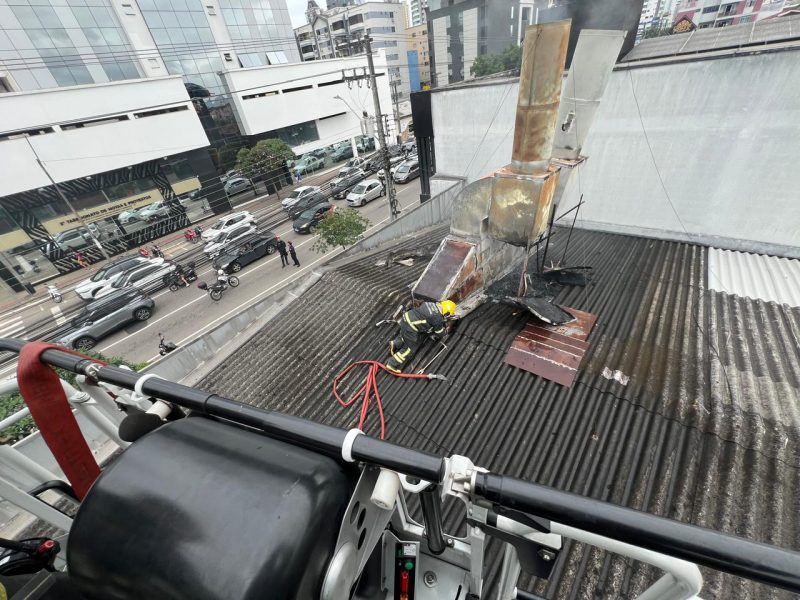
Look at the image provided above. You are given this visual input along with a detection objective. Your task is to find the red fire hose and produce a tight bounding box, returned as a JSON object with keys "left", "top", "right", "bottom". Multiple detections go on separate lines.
{"left": 17, "top": 342, "right": 104, "bottom": 500}
{"left": 333, "top": 360, "right": 443, "bottom": 440}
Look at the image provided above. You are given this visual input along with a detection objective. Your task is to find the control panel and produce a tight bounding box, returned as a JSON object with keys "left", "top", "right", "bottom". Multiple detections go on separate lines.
{"left": 393, "top": 542, "right": 418, "bottom": 600}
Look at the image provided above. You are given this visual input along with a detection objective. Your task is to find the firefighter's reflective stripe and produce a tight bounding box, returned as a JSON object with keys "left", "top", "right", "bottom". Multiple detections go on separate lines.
{"left": 392, "top": 347, "right": 413, "bottom": 364}
{"left": 403, "top": 311, "right": 428, "bottom": 332}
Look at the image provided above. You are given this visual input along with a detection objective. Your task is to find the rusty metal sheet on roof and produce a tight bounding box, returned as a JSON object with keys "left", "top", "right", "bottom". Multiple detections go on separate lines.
{"left": 412, "top": 238, "right": 478, "bottom": 302}
{"left": 504, "top": 306, "right": 596, "bottom": 387}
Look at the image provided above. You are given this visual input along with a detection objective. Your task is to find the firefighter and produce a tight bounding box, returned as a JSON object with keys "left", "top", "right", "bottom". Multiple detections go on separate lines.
{"left": 386, "top": 300, "right": 456, "bottom": 373}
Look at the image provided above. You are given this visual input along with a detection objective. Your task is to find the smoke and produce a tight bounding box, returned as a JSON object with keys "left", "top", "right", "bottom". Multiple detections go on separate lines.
{"left": 538, "top": 0, "right": 646, "bottom": 64}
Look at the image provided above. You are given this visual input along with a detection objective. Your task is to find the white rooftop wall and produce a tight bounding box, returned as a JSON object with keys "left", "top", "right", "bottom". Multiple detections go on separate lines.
{"left": 429, "top": 49, "right": 800, "bottom": 258}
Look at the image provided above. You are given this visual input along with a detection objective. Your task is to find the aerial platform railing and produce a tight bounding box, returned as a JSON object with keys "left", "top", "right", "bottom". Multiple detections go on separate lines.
{"left": 0, "top": 338, "right": 798, "bottom": 599}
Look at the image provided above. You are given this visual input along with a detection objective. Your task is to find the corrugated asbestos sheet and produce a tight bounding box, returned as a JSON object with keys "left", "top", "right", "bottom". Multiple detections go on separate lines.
{"left": 708, "top": 246, "right": 800, "bottom": 308}
{"left": 623, "top": 14, "right": 800, "bottom": 62}
{"left": 199, "top": 226, "right": 800, "bottom": 599}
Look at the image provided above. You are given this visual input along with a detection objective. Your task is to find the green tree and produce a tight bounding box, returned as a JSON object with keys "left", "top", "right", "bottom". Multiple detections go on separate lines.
{"left": 311, "top": 208, "right": 370, "bottom": 254}
{"left": 643, "top": 26, "right": 671, "bottom": 39}
{"left": 470, "top": 45, "right": 523, "bottom": 78}
{"left": 235, "top": 139, "right": 295, "bottom": 182}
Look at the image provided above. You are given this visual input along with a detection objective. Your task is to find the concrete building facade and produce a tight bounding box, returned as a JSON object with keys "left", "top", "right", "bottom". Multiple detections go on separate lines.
{"left": 406, "top": 23, "right": 430, "bottom": 91}
{"left": 407, "top": 0, "right": 428, "bottom": 26}
{"left": 673, "top": 0, "right": 788, "bottom": 27}
{"left": 294, "top": 1, "right": 410, "bottom": 99}
{"left": 427, "top": 0, "right": 536, "bottom": 86}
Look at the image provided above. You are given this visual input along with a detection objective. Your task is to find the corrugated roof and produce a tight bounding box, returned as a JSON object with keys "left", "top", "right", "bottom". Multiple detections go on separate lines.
{"left": 708, "top": 247, "right": 800, "bottom": 308}
{"left": 623, "top": 14, "right": 800, "bottom": 62}
{"left": 198, "top": 226, "right": 800, "bottom": 599}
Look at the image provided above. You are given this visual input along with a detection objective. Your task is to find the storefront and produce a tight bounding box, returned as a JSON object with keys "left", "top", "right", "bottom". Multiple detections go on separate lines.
{"left": 0, "top": 149, "right": 225, "bottom": 292}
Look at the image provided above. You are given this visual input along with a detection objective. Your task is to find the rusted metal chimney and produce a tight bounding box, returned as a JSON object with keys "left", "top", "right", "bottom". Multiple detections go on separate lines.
{"left": 413, "top": 21, "right": 572, "bottom": 304}
{"left": 488, "top": 20, "right": 570, "bottom": 247}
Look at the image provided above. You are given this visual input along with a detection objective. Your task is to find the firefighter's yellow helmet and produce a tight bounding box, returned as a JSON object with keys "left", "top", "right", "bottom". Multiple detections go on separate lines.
{"left": 438, "top": 300, "right": 457, "bottom": 317}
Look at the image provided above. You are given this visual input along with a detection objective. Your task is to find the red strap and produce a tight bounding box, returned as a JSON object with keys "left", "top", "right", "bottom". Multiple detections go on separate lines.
{"left": 16, "top": 342, "right": 102, "bottom": 500}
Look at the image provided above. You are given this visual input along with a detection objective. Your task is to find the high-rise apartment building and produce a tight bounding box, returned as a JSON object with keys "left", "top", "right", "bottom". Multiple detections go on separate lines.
{"left": 406, "top": 23, "right": 430, "bottom": 90}
{"left": 673, "top": 0, "right": 788, "bottom": 28}
{"left": 407, "top": 0, "right": 428, "bottom": 26}
{"left": 294, "top": 1, "right": 410, "bottom": 99}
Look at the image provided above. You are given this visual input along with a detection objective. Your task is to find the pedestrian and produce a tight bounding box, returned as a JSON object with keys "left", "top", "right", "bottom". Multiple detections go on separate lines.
{"left": 72, "top": 250, "right": 89, "bottom": 269}
{"left": 288, "top": 241, "right": 300, "bottom": 267}
{"left": 152, "top": 244, "right": 163, "bottom": 258}
{"left": 138, "top": 247, "right": 150, "bottom": 258}
{"left": 276, "top": 237, "right": 288, "bottom": 268}
{"left": 296, "top": 171, "right": 303, "bottom": 183}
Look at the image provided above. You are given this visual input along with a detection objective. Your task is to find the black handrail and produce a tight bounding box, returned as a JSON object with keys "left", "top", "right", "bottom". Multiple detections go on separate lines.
{"left": 2, "top": 338, "right": 799, "bottom": 593}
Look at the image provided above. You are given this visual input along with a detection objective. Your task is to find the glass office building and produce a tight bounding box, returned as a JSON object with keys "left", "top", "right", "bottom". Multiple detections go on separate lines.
{"left": 0, "top": 0, "right": 142, "bottom": 90}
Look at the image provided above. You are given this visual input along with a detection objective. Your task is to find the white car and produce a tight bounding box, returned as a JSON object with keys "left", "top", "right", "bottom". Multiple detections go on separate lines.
{"left": 203, "top": 223, "right": 257, "bottom": 257}
{"left": 201, "top": 211, "right": 256, "bottom": 242}
{"left": 136, "top": 201, "right": 171, "bottom": 222}
{"left": 75, "top": 256, "right": 149, "bottom": 300}
{"left": 94, "top": 258, "right": 176, "bottom": 299}
{"left": 118, "top": 210, "right": 140, "bottom": 225}
{"left": 346, "top": 179, "right": 384, "bottom": 207}
{"left": 282, "top": 186, "right": 322, "bottom": 210}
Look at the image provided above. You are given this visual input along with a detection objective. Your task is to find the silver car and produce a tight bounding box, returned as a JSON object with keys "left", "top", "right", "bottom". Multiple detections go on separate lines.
{"left": 58, "top": 289, "right": 154, "bottom": 351}
{"left": 346, "top": 179, "right": 384, "bottom": 207}
{"left": 93, "top": 259, "right": 176, "bottom": 298}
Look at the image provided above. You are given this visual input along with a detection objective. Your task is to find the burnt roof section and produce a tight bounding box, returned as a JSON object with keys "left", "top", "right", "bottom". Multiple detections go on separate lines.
{"left": 623, "top": 13, "right": 800, "bottom": 62}
{"left": 198, "top": 226, "right": 800, "bottom": 598}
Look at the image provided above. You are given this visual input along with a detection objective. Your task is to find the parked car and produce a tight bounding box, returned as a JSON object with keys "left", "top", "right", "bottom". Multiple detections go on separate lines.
{"left": 330, "top": 167, "right": 366, "bottom": 199}
{"left": 75, "top": 256, "right": 149, "bottom": 300}
{"left": 287, "top": 191, "right": 329, "bottom": 220}
{"left": 224, "top": 177, "right": 254, "bottom": 196}
{"left": 221, "top": 169, "right": 240, "bottom": 182}
{"left": 345, "top": 156, "right": 371, "bottom": 172}
{"left": 331, "top": 143, "right": 354, "bottom": 162}
{"left": 293, "top": 202, "right": 334, "bottom": 234}
{"left": 57, "top": 288, "right": 154, "bottom": 351}
{"left": 201, "top": 211, "right": 256, "bottom": 242}
{"left": 373, "top": 155, "right": 405, "bottom": 177}
{"left": 346, "top": 179, "right": 384, "bottom": 207}
{"left": 356, "top": 136, "right": 376, "bottom": 153}
{"left": 136, "top": 200, "right": 171, "bottom": 222}
{"left": 94, "top": 258, "right": 177, "bottom": 298}
{"left": 203, "top": 223, "right": 258, "bottom": 257}
{"left": 212, "top": 231, "right": 279, "bottom": 273}
{"left": 118, "top": 209, "right": 140, "bottom": 225}
{"left": 281, "top": 185, "right": 322, "bottom": 211}
{"left": 294, "top": 155, "right": 324, "bottom": 177}
{"left": 393, "top": 160, "right": 420, "bottom": 184}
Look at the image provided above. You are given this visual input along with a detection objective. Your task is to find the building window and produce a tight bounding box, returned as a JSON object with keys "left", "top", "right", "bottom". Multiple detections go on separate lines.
{"left": 702, "top": 5, "right": 720, "bottom": 13}
{"left": 349, "top": 14, "right": 364, "bottom": 25}
{"left": 386, "top": 53, "right": 399, "bottom": 60}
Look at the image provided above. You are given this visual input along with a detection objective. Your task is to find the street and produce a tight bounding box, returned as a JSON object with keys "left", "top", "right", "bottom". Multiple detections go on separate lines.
{"left": 0, "top": 179, "right": 423, "bottom": 378}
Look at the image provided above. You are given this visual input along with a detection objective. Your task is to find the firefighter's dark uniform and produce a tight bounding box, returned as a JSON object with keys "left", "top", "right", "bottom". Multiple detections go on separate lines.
{"left": 386, "top": 302, "right": 445, "bottom": 372}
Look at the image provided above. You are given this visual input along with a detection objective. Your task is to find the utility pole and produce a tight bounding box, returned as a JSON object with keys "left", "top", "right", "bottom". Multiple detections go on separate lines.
{"left": 25, "top": 136, "right": 110, "bottom": 261}
{"left": 363, "top": 35, "right": 399, "bottom": 220}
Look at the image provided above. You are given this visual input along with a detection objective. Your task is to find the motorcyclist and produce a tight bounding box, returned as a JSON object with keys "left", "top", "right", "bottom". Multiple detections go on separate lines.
{"left": 216, "top": 269, "right": 228, "bottom": 287}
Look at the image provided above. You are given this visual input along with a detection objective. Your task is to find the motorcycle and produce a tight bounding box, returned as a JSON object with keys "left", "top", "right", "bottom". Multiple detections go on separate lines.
{"left": 46, "top": 284, "right": 62, "bottom": 303}
{"left": 164, "top": 262, "right": 197, "bottom": 292}
{"left": 158, "top": 333, "right": 177, "bottom": 356}
{"left": 197, "top": 270, "right": 239, "bottom": 301}
{"left": 184, "top": 228, "right": 198, "bottom": 243}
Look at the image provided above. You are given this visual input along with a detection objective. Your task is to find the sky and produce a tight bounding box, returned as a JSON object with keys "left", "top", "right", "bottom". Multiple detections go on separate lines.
{"left": 285, "top": 0, "right": 320, "bottom": 28}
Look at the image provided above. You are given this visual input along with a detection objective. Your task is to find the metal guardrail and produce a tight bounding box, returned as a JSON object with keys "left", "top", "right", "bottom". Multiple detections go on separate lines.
{"left": 0, "top": 338, "right": 798, "bottom": 593}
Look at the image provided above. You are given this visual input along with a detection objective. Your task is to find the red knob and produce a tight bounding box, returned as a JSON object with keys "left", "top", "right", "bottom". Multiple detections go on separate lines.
{"left": 37, "top": 540, "right": 56, "bottom": 554}
{"left": 400, "top": 570, "right": 409, "bottom": 593}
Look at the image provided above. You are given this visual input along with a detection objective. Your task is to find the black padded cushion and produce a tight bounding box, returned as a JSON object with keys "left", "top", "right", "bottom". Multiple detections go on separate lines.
{"left": 68, "top": 416, "right": 354, "bottom": 600}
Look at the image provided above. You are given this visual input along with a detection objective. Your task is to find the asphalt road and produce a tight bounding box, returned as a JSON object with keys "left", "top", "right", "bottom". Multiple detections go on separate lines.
{"left": 0, "top": 179, "right": 423, "bottom": 378}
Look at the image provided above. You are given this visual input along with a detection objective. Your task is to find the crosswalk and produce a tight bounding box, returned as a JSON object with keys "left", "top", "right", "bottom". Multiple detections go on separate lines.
{"left": 0, "top": 315, "right": 26, "bottom": 340}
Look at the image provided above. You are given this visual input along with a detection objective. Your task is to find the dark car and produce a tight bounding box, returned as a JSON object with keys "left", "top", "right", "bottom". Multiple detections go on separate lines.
{"left": 293, "top": 202, "right": 333, "bottom": 234}
{"left": 287, "top": 190, "right": 329, "bottom": 220}
{"left": 212, "top": 232, "right": 279, "bottom": 273}
{"left": 330, "top": 167, "right": 366, "bottom": 199}
{"left": 331, "top": 143, "right": 354, "bottom": 162}
{"left": 57, "top": 288, "right": 154, "bottom": 351}
{"left": 393, "top": 160, "right": 420, "bottom": 184}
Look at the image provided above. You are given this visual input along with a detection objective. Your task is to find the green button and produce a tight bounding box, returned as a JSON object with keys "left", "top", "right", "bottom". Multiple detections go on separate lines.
{"left": 404, "top": 561, "right": 414, "bottom": 570}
